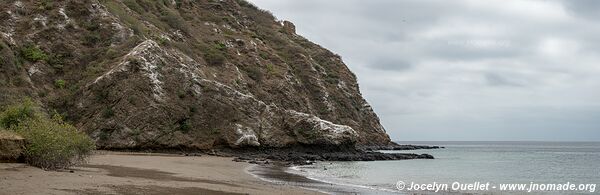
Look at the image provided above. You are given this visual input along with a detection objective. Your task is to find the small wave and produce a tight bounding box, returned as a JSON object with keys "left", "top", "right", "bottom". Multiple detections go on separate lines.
{"left": 286, "top": 165, "right": 403, "bottom": 194}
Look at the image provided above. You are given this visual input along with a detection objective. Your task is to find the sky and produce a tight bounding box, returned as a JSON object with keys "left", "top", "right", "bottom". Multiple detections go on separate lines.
{"left": 248, "top": 0, "right": 600, "bottom": 141}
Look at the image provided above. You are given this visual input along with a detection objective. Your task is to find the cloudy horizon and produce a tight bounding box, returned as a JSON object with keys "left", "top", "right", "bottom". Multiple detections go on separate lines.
{"left": 248, "top": 0, "right": 600, "bottom": 141}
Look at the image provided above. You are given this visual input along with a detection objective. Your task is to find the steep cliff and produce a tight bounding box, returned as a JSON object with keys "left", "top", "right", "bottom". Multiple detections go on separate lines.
{"left": 0, "top": 0, "right": 393, "bottom": 150}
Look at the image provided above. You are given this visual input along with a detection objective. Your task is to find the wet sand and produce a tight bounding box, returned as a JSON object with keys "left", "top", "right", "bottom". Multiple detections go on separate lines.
{"left": 248, "top": 164, "right": 392, "bottom": 195}
{"left": 0, "top": 151, "right": 324, "bottom": 195}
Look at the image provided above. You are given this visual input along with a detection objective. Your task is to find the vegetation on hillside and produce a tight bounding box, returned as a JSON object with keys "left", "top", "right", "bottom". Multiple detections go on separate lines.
{"left": 0, "top": 99, "right": 95, "bottom": 170}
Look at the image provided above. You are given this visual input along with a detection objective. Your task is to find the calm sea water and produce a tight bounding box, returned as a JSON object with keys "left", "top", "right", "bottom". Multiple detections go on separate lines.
{"left": 287, "top": 142, "right": 600, "bottom": 194}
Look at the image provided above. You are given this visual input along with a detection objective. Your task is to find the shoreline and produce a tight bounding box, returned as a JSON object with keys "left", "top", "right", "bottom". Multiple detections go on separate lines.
{"left": 0, "top": 151, "right": 324, "bottom": 195}
{"left": 0, "top": 145, "right": 441, "bottom": 194}
{"left": 247, "top": 161, "right": 408, "bottom": 195}
{"left": 245, "top": 145, "right": 444, "bottom": 195}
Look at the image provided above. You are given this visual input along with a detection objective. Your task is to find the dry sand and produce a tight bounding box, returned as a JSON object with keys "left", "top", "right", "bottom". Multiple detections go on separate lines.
{"left": 0, "top": 151, "right": 324, "bottom": 195}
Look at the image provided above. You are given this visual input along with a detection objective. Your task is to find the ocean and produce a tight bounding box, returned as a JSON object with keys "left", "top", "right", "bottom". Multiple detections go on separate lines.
{"left": 259, "top": 142, "right": 600, "bottom": 194}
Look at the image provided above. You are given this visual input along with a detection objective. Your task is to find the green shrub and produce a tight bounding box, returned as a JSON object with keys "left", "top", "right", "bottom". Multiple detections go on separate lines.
{"left": 204, "top": 48, "right": 226, "bottom": 66}
{"left": 266, "top": 63, "right": 275, "bottom": 74}
{"left": 102, "top": 108, "right": 114, "bottom": 118}
{"left": 0, "top": 98, "right": 36, "bottom": 129}
{"left": 95, "top": 90, "right": 109, "bottom": 102}
{"left": 177, "top": 91, "right": 185, "bottom": 99}
{"left": 189, "top": 106, "right": 197, "bottom": 113}
{"left": 54, "top": 79, "right": 66, "bottom": 89}
{"left": 123, "top": 0, "right": 144, "bottom": 13}
{"left": 235, "top": 0, "right": 259, "bottom": 10}
{"left": 101, "top": 1, "right": 148, "bottom": 36}
{"left": 36, "top": 0, "right": 54, "bottom": 10}
{"left": 214, "top": 43, "right": 226, "bottom": 51}
{"left": 82, "top": 20, "right": 100, "bottom": 31}
{"left": 325, "top": 74, "right": 340, "bottom": 84}
{"left": 244, "top": 66, "right": 263, "bottom": 81}
{"left": 178, "top": 119, "right": 190, "bottom": 133}
{"left": 159, "top": 9, "right": 189, "bottom": 34}
{"left": 1, "top": 99, "right": 95, "bottom": 170}
{"left": 98, "top": 129, "right": 111, "bottom": 142}
{"left": 83, "top": 33, "right": 102, "bottom": 46}
{"left": 47, "top": 54, "right": 65, "bottom": 71}
{"left": 13, "top": 116, "right": 95, "bottom": 170}
{"left": 157, "top": 36, "right": 169, "bottom": 45}
{"left": 20, "top": 45, "right": 48, "bottom": 62}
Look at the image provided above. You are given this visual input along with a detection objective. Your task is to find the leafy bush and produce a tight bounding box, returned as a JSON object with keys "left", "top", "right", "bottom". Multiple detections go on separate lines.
{"left": 214, "top": 43, "right": 226, "bottom": 51}
{"left": 47, "top": 54, "right": 65, "bottom": 71}
{"left": 35, "top": 0, "right": 54, "bottom": 11}
{"left": 159, "top": 9, "right": 189, "bottom": 34}
{"left": 1, "top": 99, "right": 95, "bottom": 170}
{"left": 123, "top": 0, "right": 144, "bottom": 14}
{"left": 83, "top": 33, "right": 102, "bottom": 46}
{"left": 177, "top": 119, "right": 191, "bottom": 133}
{"left": 54, "top": 79, "right": 66, "bottom": 89}
{"left": 20, "top": 45, "right": 48, "bottom": 62}
{"left": 204, "top": 48, "right": 226, "bottom": 66}
{"left": 266, "top": 63, "right": 275, "bottom": 74}
{"left": 101, "top": 1, "right": 148, "bottom": 36}
{"left": 157, "top": 36, "right": 169, "bottom": 45}
{"left": 102, "top": 108, "right": 114, "bottom": 118}
{"left": 235, "top": 0, "right": 259, "bottom": 10}
{"left": 0, "top": 98, "right": 36, "bottom": 129}
{"left": 13, "top": 116, "right": 95, "bottom": 170}
{"left": 243, "top": 66, "right": 263, "bottom": 81}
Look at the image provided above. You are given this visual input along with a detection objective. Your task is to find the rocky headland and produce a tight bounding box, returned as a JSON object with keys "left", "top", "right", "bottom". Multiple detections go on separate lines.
{"left": 0, "top": 0, "right": 437, "bottom": 163}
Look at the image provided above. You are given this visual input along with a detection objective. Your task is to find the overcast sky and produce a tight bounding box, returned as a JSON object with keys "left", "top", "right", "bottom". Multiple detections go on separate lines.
{"left": 248, "top": 0, "right": 600, "bottom": 141}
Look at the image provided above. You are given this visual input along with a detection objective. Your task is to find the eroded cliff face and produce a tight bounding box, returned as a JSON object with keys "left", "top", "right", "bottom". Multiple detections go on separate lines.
{"left": 0, "top": 0, "right": 393, "bottom": 149}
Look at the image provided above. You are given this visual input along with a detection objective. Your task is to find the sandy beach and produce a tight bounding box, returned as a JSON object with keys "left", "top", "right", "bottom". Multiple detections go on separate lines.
{"left": 0, "top": 151, "right": 324, "bottom": 195}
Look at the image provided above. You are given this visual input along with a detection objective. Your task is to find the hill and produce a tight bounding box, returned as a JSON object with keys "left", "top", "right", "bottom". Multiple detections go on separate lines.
{"left": 0, "top": 0, "right": 394, "bottom": 150}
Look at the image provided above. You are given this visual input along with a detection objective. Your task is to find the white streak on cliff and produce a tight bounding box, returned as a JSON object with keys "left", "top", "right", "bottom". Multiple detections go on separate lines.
{"left": 28, "top": 65, "right": 41, "bottom": 76}
{"left": 234, "top": 124, "right": 260, "bottom": 146}
{"left": 286, "top": 109, "right": 358, "bottom": 145}
{"left": 33, "top": 15, "right": 47, "bottom": 27}
{"left": 307, "top": 56, "right": 335, "bottom": 112}
{"left": 92, "top": 40, "right": 166, "bottom": 101}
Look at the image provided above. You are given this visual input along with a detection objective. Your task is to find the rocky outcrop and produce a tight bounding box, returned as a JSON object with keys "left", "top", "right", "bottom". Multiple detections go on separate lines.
{"left": 0, "top": 0, "right": 394, "bottom": 150}
{"left": 362, "top": 145, "right": 445, "bottom": 151}
{"left": 281, "top": 21, "right": 296, "bottom": 35}
{"left": 228, "top": 146, "right": 434, "bottom": 166}
{"left": 0, "top": 131, "right": 25, "bottom": 162}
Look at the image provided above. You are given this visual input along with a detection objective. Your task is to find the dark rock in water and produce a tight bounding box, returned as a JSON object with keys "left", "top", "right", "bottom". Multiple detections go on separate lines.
{"left": 361, "top": 144, "right": 444, "bottom": 151}
{"left": 391, "top": 145, "right": 442, "bottom": 150}
{"left": 233, "top": 157, "right": 251, "bottom": 162}
{"left": 222, "top": 145, "right": 434, "bottom": 166}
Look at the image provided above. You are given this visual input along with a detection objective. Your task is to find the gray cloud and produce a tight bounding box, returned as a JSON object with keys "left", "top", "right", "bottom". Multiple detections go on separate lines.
{"left": 368, "top": 57, "right": 413, "bottom": 71}
{"left": 484, "top": 72, "right": 526, "bottom": 87}
{"left": 562, "top": 0, "right": 600, "bottom": 19}
{"left": 249, "top": 0, "right": 600, "bottom": 141}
